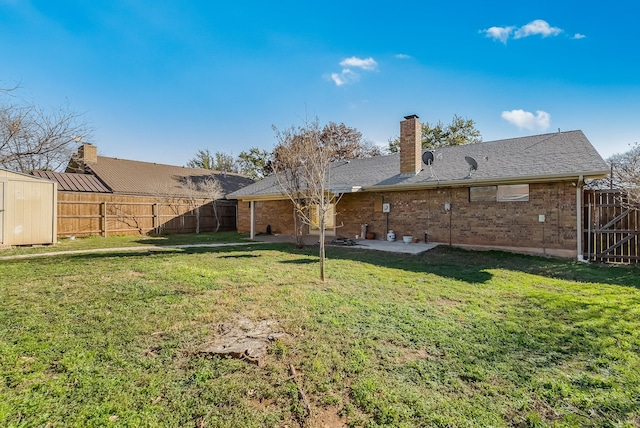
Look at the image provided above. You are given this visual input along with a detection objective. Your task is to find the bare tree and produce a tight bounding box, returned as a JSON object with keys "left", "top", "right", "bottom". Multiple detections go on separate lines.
{"left": 150, "top": 182, "right": 181, "bottom": 234}
{"left": 1, "top": 90, "right": 92, "bottom": 172}
{"left": 182, "top": 178, "right": 204, "bottom": 234}
{"left": 320, "top": 122, "right": 381, "bottom": 160}
{"left": 200, "top": 175, "right": 224, "bottom": 231}
{"left": 272, "top": 118, "right": 343, "bottom": 281}
{"left": 610, "top": 142, "right": 640, "bottom": 207}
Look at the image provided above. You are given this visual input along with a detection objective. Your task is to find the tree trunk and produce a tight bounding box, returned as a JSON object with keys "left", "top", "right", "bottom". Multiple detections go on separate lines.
{"left": 319, "top": 212, "right": 326, "bottom": 281}
{"left": 212, "top": 200, "right": 220, "bottom": 232}
{"left": 195, "top": 206, "right": 200, "bottom": 233}
{"left": 292, "top": 205, "right": 304, "bottom": 248}
{"left": 319, "top": 228, "right": 326, "bottom": 281}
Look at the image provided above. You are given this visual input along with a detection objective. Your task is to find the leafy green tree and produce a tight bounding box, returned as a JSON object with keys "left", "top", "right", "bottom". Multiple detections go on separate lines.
{"left": 388, "top": 114, "right": 482, "bottom": 153}
{"left": 186, "top": 149, "right": 214, "bottom": 169}
{"left": 186, "top": 149, "right": 238, "bottom": 173}
{"left": 237, "top": 147, "right": 271, "bottom": 181}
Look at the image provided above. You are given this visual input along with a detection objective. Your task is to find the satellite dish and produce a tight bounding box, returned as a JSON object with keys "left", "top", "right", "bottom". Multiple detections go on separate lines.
{"left": 465, "top": 156, "right": 478, "bottom": 178}
{"left": 465, "top": 156, "right": 478, "bottom": 171}
{"left": 422, "top": 151, "right": 434, "bottom": 165}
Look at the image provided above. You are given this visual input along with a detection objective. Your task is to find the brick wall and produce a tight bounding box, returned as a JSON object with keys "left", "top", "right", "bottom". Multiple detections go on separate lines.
{"left": 239, "top": 181, "right": 579, "bottom": 257}
{"left": 237, "top": 199, "right": 295, "bottom": 235}
{"left": 336, "top": 181, "right": 578, "bottom": 256}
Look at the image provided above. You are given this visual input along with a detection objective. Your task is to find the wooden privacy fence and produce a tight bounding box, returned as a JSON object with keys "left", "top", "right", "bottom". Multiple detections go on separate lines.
{"left": 583, "top": 190, "right": 639, "bottom": 263}
{"left": 57, "top": 193, "right": 237, "bottom": 237}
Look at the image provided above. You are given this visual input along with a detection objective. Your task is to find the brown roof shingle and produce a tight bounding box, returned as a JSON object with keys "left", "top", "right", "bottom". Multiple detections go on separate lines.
{"left": 84, "top": 157, "right": 254, "bottom": 198}
{"left": 228, "top": 130, "right": 609, "bottom": 199}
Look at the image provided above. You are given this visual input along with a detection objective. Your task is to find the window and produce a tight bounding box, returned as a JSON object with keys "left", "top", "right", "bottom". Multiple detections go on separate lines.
{"left": 497, "top": 184, "right": 529, "bottom": 202}
{"left": 469, "top": 186, "right": 497, "bottom": 202}
{"left": 470, "top": 184, "right": 529, "bottom": 202}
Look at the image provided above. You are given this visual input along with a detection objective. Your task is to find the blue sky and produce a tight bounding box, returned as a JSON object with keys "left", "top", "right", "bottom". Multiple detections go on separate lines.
{"left": 1, "top": 0, "right": 638, "bottom": 166}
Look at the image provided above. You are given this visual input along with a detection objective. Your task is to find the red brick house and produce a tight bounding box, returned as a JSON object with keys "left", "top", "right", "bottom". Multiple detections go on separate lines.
{"left": 228, "top": 115, "right": 609, "bottom": 258}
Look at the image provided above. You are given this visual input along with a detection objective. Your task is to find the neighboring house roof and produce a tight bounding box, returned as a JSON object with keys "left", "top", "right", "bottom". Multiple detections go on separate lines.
{"left": 31, "top": 170, "right": 112, "bottom": 193}
{"left": 81, "top": 156, "right": 254, "bottom": 198}
{"left": 228, "top": 130, "right": 609, "bottom": 200}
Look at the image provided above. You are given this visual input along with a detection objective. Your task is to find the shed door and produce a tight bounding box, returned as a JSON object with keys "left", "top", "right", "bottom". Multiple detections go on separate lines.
{"left": 0, "top": 182, "right": 4, "bottom": 244}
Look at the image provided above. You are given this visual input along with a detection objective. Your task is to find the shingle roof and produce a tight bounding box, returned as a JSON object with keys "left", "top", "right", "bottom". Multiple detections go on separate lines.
{"left": 228, "top": 130, "right": 609, "bottom": 199}
{"left": 31, "top": 170, "right": 112, "bottom": 192}
{"left": 84, "top": 157, "right": 254, "bottom": 198}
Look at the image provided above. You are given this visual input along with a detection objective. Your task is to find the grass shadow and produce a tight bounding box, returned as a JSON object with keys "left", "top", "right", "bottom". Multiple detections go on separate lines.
{"left": 5, "top": 237, "right": 638, "bottom": 289}
{"left": 279, "top": 258, "right": 317, "bottom": 265}
{"left": 218, "top": 254, "right": 260, "bottom": 259}
{"left": 318, "top": 244, "right": 640, "bottom": 289}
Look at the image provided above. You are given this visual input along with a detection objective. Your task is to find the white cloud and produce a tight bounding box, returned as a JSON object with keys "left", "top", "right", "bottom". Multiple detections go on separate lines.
{"left": 395, "top": 53, "right": 411, "bottom": 59}
{"left": 483, "top": 26, "right": 514, "bottom": 44}
{"left": 328, "top": 56, "right": 377, "bottom": 86}
{"left": 572, "top": 33, "right": 586, "bottom": 39}
{"left": 339, "top": 56, "right": 378, "bottom": 71}
{"left": 514, "top": 19, "right": 562, "bottom": 39}
{"left": 330, "top": 69, "right": 358, "bottom": 86}
{"left": 483, "top": 19, "right": 566, "bottom": 43}
{"left": 501, "top": 109, "right": 551, "bottom": 131}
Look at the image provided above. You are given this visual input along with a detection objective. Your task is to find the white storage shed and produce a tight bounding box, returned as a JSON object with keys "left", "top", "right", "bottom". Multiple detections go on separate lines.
{"left": 0, "top": 169, "right": 57, "bottom": 246}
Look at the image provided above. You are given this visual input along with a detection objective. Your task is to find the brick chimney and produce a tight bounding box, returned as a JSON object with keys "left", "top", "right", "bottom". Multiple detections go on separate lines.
{"left": 400, "top": 114, "right": 422, "bottom": 176}
{"left": 66, "top": 143, "right": 97, "bottom": 173}
{"left": 78, "top": 143, "right": 97, "bottom": 164}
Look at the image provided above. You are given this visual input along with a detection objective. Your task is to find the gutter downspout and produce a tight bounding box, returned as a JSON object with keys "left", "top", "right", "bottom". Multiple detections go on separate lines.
{"left": 250, "top": 201, "right": 255, "bottom": 240}
{"left": 576, "top": 175, "right": 586, "bottom": 262}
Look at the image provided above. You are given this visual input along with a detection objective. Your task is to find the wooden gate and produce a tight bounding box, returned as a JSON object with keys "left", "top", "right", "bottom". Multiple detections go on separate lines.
{"left": 583, "top": 190, "right": 640, "bottom": 263}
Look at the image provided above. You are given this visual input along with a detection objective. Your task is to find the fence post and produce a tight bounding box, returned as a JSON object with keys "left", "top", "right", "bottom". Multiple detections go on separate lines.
{"left": 153, "top": 203, "right": 159, "bottom": 234}
{"left": 102, "top": 201, "right": 108, "bottom": 237}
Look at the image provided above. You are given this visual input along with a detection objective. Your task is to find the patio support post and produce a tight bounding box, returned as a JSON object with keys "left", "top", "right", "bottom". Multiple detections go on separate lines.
{"left": 576, "top": 175, "right": 585, "bottom": 262}
{"left": 250, "top": 200, "right": 255, "bottom": 239}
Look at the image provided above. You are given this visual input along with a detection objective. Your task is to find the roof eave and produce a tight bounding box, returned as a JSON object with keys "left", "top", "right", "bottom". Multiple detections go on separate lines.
{"left": 227, "top": 170, "right": 610, "bottom": 200}
{"left": 365, "top": 170, "right": 610, "bottom": 193}
{"left": 229, "top": 194, "right": 292, "bottom": 202}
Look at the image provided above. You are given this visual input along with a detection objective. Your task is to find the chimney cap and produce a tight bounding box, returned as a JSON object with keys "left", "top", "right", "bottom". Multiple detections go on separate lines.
{"left": 403, "top": 114, "right": 419, "bottom": 120}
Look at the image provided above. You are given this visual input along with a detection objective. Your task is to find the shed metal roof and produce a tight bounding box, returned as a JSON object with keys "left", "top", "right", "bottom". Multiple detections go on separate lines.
{"left": 31, "top": 170, "right": 112, "bottom": 193}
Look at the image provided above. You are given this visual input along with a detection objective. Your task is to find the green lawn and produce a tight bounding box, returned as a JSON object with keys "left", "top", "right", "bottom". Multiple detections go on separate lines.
{"left": 1, "top": 238, "right": 639, "bottom": 427}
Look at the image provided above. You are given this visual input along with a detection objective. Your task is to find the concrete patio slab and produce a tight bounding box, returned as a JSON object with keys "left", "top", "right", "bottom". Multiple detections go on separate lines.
{"left": 252, "top": 234, "right": 439, "bottom": 255}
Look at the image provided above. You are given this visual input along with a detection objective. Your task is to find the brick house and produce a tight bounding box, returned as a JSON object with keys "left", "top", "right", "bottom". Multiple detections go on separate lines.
{"left": 228, "top": 115, "right": 609, "bottom": 258}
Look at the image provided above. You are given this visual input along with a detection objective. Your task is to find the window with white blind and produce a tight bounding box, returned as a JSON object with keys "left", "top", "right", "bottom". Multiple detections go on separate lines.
{"left": 470, "top": 184, "right": 529, "bottom": 202}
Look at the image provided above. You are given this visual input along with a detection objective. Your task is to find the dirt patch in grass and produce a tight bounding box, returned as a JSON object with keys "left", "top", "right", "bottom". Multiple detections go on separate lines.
{"left": 433, "top": 296, "right": 464, "bottom": 307}
{"left": 308, "top": 406, "right": 347, "bottom": 428}
{"left": 530, "top": 398, "right": 561, "bottom": 422}
{"left": 395, "top": 347, "right": 439, "bottom": 363}
{"left": 126, "top": 270, "right": 145, "bottom": 278}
